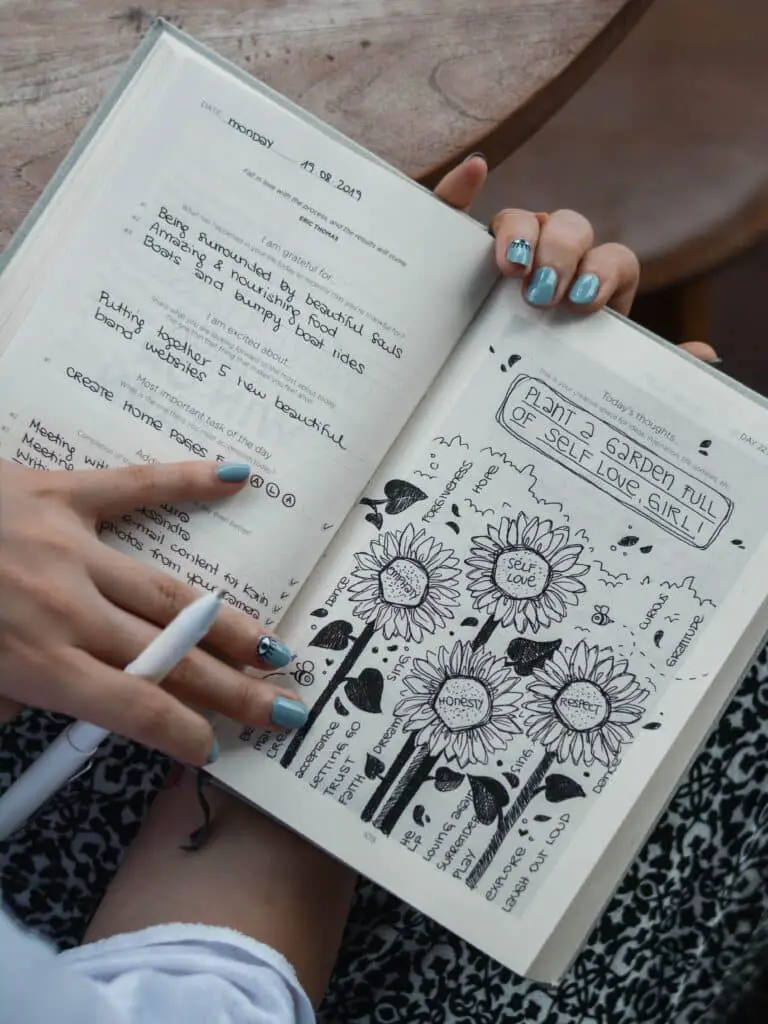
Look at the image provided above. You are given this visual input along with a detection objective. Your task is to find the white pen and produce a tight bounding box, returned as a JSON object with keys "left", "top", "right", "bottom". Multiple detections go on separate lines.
{"left": 0, "top": 588, "right": 225, "bottom": 842}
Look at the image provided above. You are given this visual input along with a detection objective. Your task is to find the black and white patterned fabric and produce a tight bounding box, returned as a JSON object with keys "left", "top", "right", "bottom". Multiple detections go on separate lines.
{"left": 2, "top": 647, "right": 768, "bottom": 1023}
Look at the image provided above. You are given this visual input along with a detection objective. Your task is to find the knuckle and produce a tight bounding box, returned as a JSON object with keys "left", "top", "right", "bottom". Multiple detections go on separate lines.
{"left": 492, "top": 207, "right": 535, "bottom": 237}
{"left": 595, "top": 242, "right": 640, "bottom": 279}
{"left": 150, "top": 572, "right": 190, "bottom": 619}
{"left": 229, "top": 672, "right": 263, "bottom": 723}
{"left": 551, "top": 209, "right": 594, "bottom": 244}
{"left": 131, "top": 689, "right": 174, "bottom": 740}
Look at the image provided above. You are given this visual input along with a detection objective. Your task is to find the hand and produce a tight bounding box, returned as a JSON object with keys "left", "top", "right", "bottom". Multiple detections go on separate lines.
{"left": 431, "top": 156, "right": 720, "bottom": 366}
{"left": 0, "top": 460, "right": 306, "bottom": 765}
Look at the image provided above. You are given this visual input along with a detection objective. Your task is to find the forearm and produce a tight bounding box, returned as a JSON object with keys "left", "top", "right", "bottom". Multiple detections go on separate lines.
{"left": 84, "top": 768, "right": 356, "bottom": 1006}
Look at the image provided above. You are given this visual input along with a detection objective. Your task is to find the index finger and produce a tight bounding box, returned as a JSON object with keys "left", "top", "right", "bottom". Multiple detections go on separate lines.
{"left": 65, "top": 460, "right": 252, "bottom": 518}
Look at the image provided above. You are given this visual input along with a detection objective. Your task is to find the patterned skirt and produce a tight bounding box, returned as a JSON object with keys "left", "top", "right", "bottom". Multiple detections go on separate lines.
{"left": 2, "top": 647, "right": 768, "bottom": 1024}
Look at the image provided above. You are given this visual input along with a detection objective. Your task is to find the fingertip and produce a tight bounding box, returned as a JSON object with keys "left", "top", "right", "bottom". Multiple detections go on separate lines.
{"left": 679, "top": 341, "right": 719, "bottom": 364}
{"left": 271, "top": 694, "right": 309, "bottom": 730}
{"left": 215, "top": 461, "right": 252, "bottom": 484}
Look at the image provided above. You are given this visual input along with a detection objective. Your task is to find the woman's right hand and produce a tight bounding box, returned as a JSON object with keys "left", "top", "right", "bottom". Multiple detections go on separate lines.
{"left": 0, "top": 459, "right": 307, "bottom": 765}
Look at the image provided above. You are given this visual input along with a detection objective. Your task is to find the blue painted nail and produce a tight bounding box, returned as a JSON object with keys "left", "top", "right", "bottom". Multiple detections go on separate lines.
{"left": 271, "top": 696, "right": 309, "bottom": 730}
{"left": 257, "top": 635, "right": 293, "bottom": 668}
{"left": 206, "top": 737, "right": 220, "bottom": 764}
{"left": 506, "top": 239, "right": 533, "bottom": 269}
{"left": 525, "top": 266, "right": 558, "bottom": 306}
{"left": 569, "top": 272, "right": 600, "bottom": 305}
{"left": 216, "top": 462, "right": 251, "bottom": 483}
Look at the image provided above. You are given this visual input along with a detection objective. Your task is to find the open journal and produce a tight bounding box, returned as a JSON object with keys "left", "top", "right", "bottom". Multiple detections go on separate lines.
{"left": 3, "top": 20, "right": 768, "bottom": 984}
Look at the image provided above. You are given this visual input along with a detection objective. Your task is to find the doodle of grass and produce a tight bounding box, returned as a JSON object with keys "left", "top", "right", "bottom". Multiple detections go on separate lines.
{"left": 466, "top": 640, "right": 648, "bottom": 888}
{"left": 466, "top": 513, "right": 590, "bottom": 641}
{"left": 280, "top": 524, "right": 461, "bottom": 769}
{"left": 370, "top": 641, "right": 522, "bottom": 835}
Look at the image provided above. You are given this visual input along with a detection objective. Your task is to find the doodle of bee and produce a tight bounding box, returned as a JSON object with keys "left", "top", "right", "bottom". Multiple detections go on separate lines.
{"left": 264, "top": 660, "right": 316, "bottom": 688}
{"left": 290, "top": 660, "right": 316, "bottom": 687}
{"left": 591, "top": 604, "right": 614, "bottom": 626}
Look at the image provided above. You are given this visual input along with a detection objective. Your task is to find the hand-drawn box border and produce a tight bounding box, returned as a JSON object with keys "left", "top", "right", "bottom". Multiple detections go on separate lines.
{"left": 496, "top": 374, "right": 733, "bottom": 550}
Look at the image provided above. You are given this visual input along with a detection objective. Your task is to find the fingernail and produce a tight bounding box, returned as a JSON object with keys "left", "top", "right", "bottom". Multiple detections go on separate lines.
{"left": 464, "top": 151, "right": 486, "bottom": 162}
{"left": 569, "top": 272, "right": 600, "bottom": 305}
{"left": 525, "top": 266, "right": 559, "bottom": 306}
{"left": 707, "top": 356, "right": 723, "bottom": 367}
{"left": 206, "top": 737, "right": 220, "bottom": 764}
{"left": 216, "top": 462, "right": 251, "bottom": 483}
{"left": 506, "top": 239, "right": 533, "bottom": 269}
{"left": 271, "top": 696, "right": 309, "bottom": 729}
{"left": 257, "top": 635, "right": 293, "bottom": 668}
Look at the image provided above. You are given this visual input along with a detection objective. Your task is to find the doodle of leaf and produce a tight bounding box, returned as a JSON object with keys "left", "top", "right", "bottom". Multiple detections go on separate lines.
{"left": 383, "top": 479, "right": 428, "bottom": 516}
{"left": 469, "top": 776, "right": 510, "bottom": 826}
{"left": 618, "top": 535, "right": 639, "bottom": 547}
{"left": 544, "top": 774, "right": 586, "bottom": 804}
{"left": 642, "top": 722, "right": 662, "bottom": 730}
{"left": 434, "top": 767, "right": 464, "bottom": 793}
{"left": 309, "top": 620, "right": 354, "bottom": 650}
{"left": 533, "top": 814, "right": 551, "bottom": 823}
{"left": 413, "top": 805, "right": 428, "bottom": 827}
{"left": 365, "top": 754, "right": 385, "bottom": 779}
{"left": 310, "top": 608, "right": 329, "bottom": 618}
{"left": 365, "top": 511, "right": 384, "bottom": 530}
{"left": 503, "top": 772, "right": 521, "bottom": 790}
{"left": 344, "top": 668, "right": 384, "bottom": 714}
{"left": 506, "top": 637, "right": 562, "bottom": 675}
{"left": 461, "top": 616, "right": 479, "bottom": 628}
{"left": 333, "top": 696, "right": 349, "bottom": 717}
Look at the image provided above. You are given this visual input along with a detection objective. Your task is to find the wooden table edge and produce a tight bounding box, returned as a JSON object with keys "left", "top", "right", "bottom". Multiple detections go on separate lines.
{"left": 418, "top": 0, "right": 657, "bottom": 187}
{"left": 638, "top": 187, "right": 768, "bottom": 293}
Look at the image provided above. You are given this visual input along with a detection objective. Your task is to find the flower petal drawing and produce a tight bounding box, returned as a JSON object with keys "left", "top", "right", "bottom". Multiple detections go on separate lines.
{"left": 393, "top": 641, "right": 522, "bottom": 769}
{"left": 522, "top": 640, "right": 648, "bottom": 767}
{"left": 465, "top": 513, "right": 590, "bottom": 633}
{"left": 348, "top": 523, "right": 462, "bottom": 642}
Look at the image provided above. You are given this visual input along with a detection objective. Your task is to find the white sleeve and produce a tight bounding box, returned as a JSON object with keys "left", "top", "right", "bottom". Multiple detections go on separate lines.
{"left": 0, "top": 903, "right": 314, "bottom": 1024}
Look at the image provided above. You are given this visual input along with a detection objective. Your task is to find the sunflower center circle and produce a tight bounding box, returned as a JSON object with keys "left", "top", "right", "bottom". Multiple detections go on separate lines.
{"left": 492, "top": 545, "right": 551, "bottom": 600}
{"left": 433, "top": 676, "right": 491, "bottom": 731}
{"left": 378, "top": 557, "right": 429, "bottom": 607}
{"left": 554, "top": 680, "right": 609, "bottom": 731}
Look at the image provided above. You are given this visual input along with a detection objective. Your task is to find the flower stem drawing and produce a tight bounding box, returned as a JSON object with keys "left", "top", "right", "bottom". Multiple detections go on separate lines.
{"left": 375, "top": 748, "right": 438, "bottom": 835}
{"left": 361, "top": 734, "right": 417, "bottom": 822}
{"left": 466, "top": 641, "right": 648, "bottom": 887}
{"left": 465, "top": 751, "right": 556, "bottom": 888}
{"left": 281, "top": 623, "right": 376, "bottom": 768}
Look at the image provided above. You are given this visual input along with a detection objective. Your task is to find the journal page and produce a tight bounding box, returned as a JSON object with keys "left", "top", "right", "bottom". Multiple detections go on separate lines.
{"left": 210, "top": 280, "right": 768, "bottom": 979}
{"left": 0, "top": 28, "right": 496, "bottom": 612}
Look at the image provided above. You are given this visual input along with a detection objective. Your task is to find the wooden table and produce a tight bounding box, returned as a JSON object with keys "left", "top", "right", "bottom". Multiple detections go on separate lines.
{"left": 0, "top": 0, "right": 652, "bottom": 249}
{"left": 472, "top": 0, "right": 768, "bottom": 292}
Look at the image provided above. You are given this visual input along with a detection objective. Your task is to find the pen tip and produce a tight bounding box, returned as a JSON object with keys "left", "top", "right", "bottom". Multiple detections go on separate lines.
{"left": 215, "top": 588, "right": 228, "bottom": 601}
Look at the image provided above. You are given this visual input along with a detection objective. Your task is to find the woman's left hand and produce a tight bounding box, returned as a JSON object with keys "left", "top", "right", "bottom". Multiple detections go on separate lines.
{"left": 432, "top": 155, "right": 641, "bottom": 318}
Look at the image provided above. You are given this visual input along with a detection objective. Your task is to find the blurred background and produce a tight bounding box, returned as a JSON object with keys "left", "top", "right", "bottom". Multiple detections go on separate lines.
{"left": 471, "top": 0, "right": 768, "bottom": 395}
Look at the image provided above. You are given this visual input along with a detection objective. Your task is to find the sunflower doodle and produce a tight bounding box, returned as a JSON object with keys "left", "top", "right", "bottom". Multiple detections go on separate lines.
{"left": 466, "top": 513, "right": 589, "bottom": 640}
{"left": 466, "top": 641, "right": 648, "bottom": 888}
{"left": 281, "top": 524, "right": 461, "bottom": 769}
{"left": 369, "top": 642, "right": 522, "bottom": 835}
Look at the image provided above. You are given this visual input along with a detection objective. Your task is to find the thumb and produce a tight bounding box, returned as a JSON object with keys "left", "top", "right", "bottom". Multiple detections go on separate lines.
{"left": 65, "top": 460, "right": 252, "bottom": 518}
{"left": 678, "top": 341, "right": 720, "bottom": 364}
{"left": 433, "top": 154, "right": 488, "bottom": 212}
